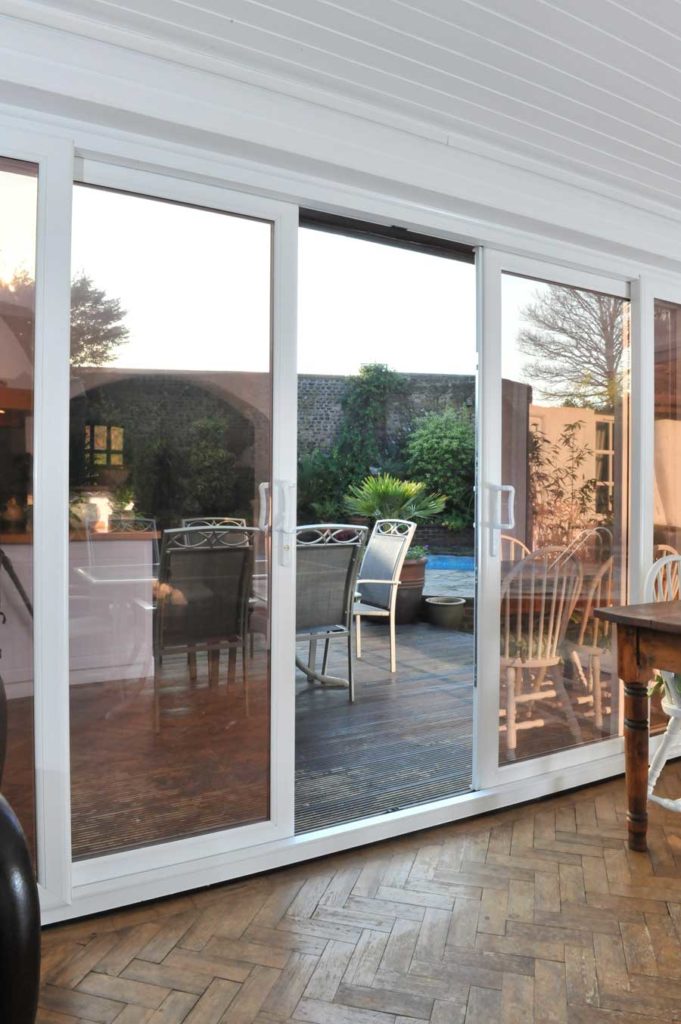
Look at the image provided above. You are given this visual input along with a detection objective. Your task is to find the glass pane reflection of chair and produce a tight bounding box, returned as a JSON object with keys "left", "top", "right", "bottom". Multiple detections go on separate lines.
{"left": 296, "top": 524, "right": 367, "bottom": 703}
{"left": 645, "top": 554, "right": 681, "bottom": 810}
{"left": 182, "top": 516, "right": 247, "bottom": 529}
{"left": 563, "top": 556, "right": 614, "bottom": 731}
{"left": 154, "top": 526, "right": 254, "bottom": 730}
{"left": 109, "top": 514, "right": 160, "bottom": 564}
{"left": 500, "top": 534, "right": 531, "bottom": 563}
{"left": 501, "top": 546, "right": 583, "bottom": 760}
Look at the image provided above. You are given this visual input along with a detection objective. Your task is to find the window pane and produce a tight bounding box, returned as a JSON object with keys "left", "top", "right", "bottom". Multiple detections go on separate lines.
{"left": 69, "top": 184, "right": 273, "bottom": 858}
{"left": 0, "top": 156, "right": 38, "bottom": 860}
{"left": 500, "top": 274, "right": 629, "bottom": 765}
{"left": 654, "top": 300, "right": 681, "bottom": 556}
{"left": 93, "top": 425, "right": 107, "bottom": 449}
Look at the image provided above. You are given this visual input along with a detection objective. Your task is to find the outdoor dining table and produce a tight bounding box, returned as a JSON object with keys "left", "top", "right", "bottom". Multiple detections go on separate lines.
{"left": 594, "top": 600, "right": 681, "bottom": 852}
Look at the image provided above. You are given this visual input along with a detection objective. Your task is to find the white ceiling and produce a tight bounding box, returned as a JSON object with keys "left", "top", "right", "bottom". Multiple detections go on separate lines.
{"left": 7, "top": 0, "right": 681, "bottom": 211}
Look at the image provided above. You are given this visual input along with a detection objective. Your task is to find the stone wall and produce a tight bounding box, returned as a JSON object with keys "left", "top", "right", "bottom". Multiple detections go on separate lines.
{"left": 298, "top": 372, "right": 475, "bottom": 453}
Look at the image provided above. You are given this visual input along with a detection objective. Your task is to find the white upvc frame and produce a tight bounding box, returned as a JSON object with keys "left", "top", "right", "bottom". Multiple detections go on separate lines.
{"left": 474, "top": 248, "right": 633, "bottom": 791}
{"left": 0, "top": 126, "right": 74, "bottom": 910}
{"left": 64, "top": 163, "right": 298, "bottom": 892}
{"left": 632, "top": 273, "right": 681, "bottom": 595}
{"left": 3, "top": 103, "right": 678, "bottom": 924}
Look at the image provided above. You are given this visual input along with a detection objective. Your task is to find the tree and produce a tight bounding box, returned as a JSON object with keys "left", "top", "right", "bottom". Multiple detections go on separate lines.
{"left": 70, "top": 272, "right": 129, "bottom": 366}
{"left": 528, "top": 420, "right": 597, "bottom": 547}
{"left": 0, "top": 270, "right": 128, "bottom": 366}
{"left": 519, "top": 286, "right": 627, "bottom": 410}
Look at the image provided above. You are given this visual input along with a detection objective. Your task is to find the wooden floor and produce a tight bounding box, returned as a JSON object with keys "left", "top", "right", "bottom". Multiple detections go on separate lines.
{"left": 4, "top": 618, "right": 634, "bottom": 857}
{"left": 38, "top": 764, "right": 681, "bottom": 1023}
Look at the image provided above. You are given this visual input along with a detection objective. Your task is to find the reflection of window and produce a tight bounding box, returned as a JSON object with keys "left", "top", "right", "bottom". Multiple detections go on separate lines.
{"left": 595, "top": 418, "right": 614, "bottom": 515}
{"left": 85, "top": 424, "right": 124, "bottom": 467}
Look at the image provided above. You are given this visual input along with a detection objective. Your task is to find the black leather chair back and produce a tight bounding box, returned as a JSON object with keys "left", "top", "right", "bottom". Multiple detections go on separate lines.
{"left": 0, "top": 795, "right": 40, "bottom": 1023}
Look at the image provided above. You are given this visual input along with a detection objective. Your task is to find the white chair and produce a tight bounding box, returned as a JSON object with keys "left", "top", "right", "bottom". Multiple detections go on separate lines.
{"left": 653, "top": 542, "right": 679, "bottom": 562}
{"left": 501, "top": 546, "right": 583, "bottom": 759}
{"left": 500, "top": 534, "right": 531, "bottom": 563}
{"left": 354, "top": 519, "right": 416, "bottom": 674}
{"left": 644, "top": 554, "right": 681, "bottom": 810}
{"left": 563, "top": 556, "right": 614, "bottom": 730}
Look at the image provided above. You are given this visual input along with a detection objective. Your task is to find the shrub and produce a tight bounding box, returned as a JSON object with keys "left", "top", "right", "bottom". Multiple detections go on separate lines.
{"left": 344, "top": 473, "right": 445, "bottom": 522}
{"left": 297, "top": 449, "right": 347, "bottom": 523}
{"left": 406, "top": 407, "right": 475, "bottom": 531}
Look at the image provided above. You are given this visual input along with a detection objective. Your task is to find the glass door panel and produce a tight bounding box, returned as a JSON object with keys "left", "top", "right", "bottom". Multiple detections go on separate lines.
{"left": 498, "top": 272, "right": 630, "bottom": 765}
{"left": 296, "top": 223, "right": 476, "bottom": 831}
{"left": 654, "top": 299, "right": 681, "bottom": 556}
{"left": 650, "top": 297, "right": 681, "bottom": 731}
{"left": 68, "top": 183, "right": 275, "bottom": 858}
{"left": 0, "top": 156, "right": 38, "bottom": 859}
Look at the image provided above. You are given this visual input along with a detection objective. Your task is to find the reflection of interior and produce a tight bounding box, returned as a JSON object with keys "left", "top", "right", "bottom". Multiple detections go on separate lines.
{"left": 498, "top": 360, "right": 628, "bottom": 764}
{"left": 0, "top": 294, "right": 36, "bottom": 861}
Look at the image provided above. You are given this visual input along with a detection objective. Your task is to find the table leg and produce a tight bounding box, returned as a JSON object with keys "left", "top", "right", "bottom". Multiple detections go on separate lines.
{"left": 623, "top": 680, "right": 649, "bottom": 851}
{"left": 618, "top": 626, "right": 649, "bottom": 852}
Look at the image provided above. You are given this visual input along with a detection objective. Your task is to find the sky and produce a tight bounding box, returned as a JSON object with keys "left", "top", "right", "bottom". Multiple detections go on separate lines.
{"left": 0, "top": 162, "right": 37, "bottom": 284}
{"left": 1, "top": 172, "right": 555, "bottom": 387}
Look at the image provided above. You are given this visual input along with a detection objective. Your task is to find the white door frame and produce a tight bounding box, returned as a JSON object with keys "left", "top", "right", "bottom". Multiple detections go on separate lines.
{"left": 0, "top": 126, "right": 74, "bottom": 912}
{"left": 4, "top": 116, "right": 671, "bottom": 921}
{"left": 474, "top": 247, "right": 633, "bottom": 791}
{"left": 63, "top": 163, "right": 299, "bottom": 893}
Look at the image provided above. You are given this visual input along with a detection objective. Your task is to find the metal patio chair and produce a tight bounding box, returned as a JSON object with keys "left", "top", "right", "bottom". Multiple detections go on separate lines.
{"left": 153, "top": 525, "right": 254, "bottom": 729}
{"left": 182, "top": 516, "right": 247, "bottom": 529}
{"left": 354, "top": 519, "right": 416, "bottom": 674}
{"left": 296, "top": 523, "right": 367, "bottom": 702}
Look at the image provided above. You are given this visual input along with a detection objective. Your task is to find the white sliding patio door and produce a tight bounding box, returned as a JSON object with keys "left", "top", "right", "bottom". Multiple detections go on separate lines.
{"left": 475, "top": 249, "right": 631, "bottom": 790}
{"left": 66, "top": 164, "right": 297, "bottom": 903}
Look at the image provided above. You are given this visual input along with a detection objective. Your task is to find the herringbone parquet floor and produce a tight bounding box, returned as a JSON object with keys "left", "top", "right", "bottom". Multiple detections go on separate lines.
{"left": 38, "top": 763, "right": 681, "bottom": 1024}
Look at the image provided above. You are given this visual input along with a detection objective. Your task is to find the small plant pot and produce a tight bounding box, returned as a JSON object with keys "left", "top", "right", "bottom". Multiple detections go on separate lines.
{"left": 426, "top": 596, "right": 466, "bottom": 629}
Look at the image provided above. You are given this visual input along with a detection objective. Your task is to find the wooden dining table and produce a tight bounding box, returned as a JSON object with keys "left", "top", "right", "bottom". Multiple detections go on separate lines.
{"left": 594, "top": 600, "right": 681, "bottom": 852}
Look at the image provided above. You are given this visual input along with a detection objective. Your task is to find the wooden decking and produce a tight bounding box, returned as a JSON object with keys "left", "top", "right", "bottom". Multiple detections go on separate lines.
{"left": 295, "top": 621, "right": 474, "bottom": 833}
{"left": 37, "top": 765, "right": 681, "bottom": 1023}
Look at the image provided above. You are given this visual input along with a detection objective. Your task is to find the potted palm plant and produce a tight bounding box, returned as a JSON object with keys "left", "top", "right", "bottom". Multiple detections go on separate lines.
{"left": 344, "top": 474, "right": 446, "bottom": 621}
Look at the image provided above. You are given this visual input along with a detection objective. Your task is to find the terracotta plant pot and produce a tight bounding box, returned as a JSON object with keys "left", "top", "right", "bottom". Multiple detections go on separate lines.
{"left": 396, "top": 556, "right": 427, "bottom": 624}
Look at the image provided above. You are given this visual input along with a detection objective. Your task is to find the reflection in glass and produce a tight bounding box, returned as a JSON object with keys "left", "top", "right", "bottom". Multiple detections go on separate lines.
{"left": 650, "top": 299, "right": 681, "bottom": 733}
{"left": 499, "top": 275, "right": 630, "bottom": 764}
{"left": 0, "top": 157, "right": 38, "bottom": 859}
{"left": 69, "top": 185, "right": 272, "bottom": 858}
{"left": 654, "top": 301, "right": 681, "bottom": 557}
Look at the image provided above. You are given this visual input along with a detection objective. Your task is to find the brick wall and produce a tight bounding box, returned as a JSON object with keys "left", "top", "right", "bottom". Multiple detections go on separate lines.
{"left": 298, "top": 372, "right": 475, "bottom": 452}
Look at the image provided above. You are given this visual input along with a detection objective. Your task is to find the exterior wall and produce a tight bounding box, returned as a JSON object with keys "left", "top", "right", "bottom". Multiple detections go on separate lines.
{"left": 298, "top": 372, "right": 475, "bottom": 453}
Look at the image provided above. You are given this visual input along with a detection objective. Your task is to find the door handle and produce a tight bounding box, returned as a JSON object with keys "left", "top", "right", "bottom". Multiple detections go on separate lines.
{"left": 276, "top": 481, "right": 296, "bottom": 567}
{"left": 489, "top": 484, "right": 516, "bottom": 556}
{"left": 257, "top": 481, "right": 270, "bottom": 531}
